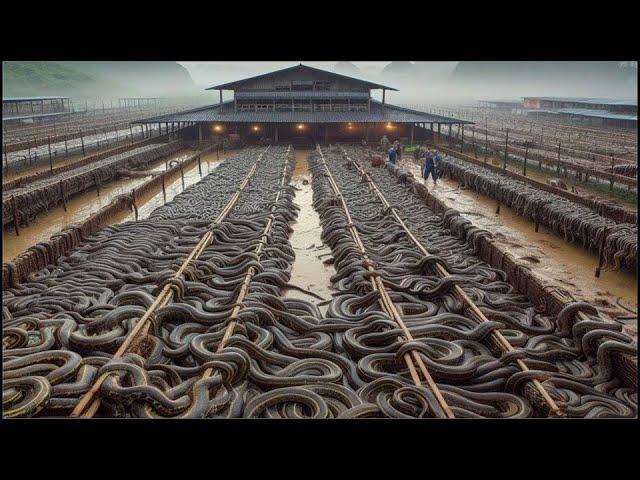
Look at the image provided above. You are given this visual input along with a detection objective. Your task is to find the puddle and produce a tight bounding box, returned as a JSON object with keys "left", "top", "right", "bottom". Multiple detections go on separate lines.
{"left": 2, "top": 148, "right": 234, "bottom": 261}
{"left": 284, "top": 149, "right": 336, "bottom": 310}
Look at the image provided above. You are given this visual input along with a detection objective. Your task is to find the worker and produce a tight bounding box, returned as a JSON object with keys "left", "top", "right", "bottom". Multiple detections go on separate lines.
{"left": 381, "top": 135, "right": 389, "bottom": 152}
{"left": 423, "top": 149, "right": 437, "bottom": 185}
{"left": 396, "top": 141, "right": 403, "bottom": 164}
{"left": 388, "top": 146, "right": 397, "bottom": 165}
{"left": 433, "top": 150, "right": 443, "bottom": 180}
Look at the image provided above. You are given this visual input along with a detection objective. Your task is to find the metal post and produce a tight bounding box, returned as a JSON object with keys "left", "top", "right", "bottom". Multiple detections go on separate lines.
{"left": 503, "top": 128, "right": 508, "bottom": 171}
{"left": 484, "top": 124, "right": 488, "bottom": 163}
{"left": 48, "top": 137, "right": 54, "bottom": 172}
{"left": 595, "top": 227, "right": 609, "bottom": 278}
{"left": 94, "top": 173, "right": 101, "bottom": 196}
{"left": 11, "top": 196, "right": 20, "bottom": 236}
{"left": 460, "top": 124, "right": 464, "bottom": 152}
{"left": 198, "top": 155, "right": 202, "bottom": 177}
{"left": 610, "top": 155, "right": 615, "bottom": 191}
{"left": 80, "top": 130, "right": 85, "bottom": 156}
{"left": 131, "top": 189, "right": 138, "bottom": 221}
{"left": 59, "top": 181, "right": 67, "bottom": 212}
{"left": 495, "top": 181, "right": 501, "bottom": 214}
{"left": 523, "top": 144, "right": 529, "bottom": 177}
{"left": 472, "top": 127, "right": 476, "bottom": 158}
{"left": 162, "top": 174, "right": 167, "bottom": 203}
{"left": 181, "top": 166, "right": 185, "bottom": 190}
{"left": 557, "top": 142, "right": 561, "bottom": 174}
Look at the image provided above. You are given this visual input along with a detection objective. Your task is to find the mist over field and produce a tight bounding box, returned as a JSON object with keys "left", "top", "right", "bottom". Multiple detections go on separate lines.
{"left": 179, "top": 61, "right": 638, "bottom": 106}
{"left": 3, "top": 61, "right": 637, "bottom": 106}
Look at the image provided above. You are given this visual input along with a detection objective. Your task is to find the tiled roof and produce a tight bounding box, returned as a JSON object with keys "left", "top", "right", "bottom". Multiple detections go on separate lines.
{"left": 207, "top": 64, "right": 397, "bottom": 91}
{"left": 235, "top": 91, "right": 370, "bottom": 100}
{"left": 133, "top": 100, "right": 472, "bottom": 125}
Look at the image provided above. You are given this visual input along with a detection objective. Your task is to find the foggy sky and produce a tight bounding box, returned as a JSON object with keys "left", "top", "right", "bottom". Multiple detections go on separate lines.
{"left": 178, "top": 61, "right": 637, "bottom": 106}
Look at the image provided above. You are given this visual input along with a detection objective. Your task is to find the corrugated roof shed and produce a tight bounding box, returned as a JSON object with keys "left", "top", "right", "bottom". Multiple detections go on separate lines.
{"left": 523, "top": 97, "right": 637, "bottom": 107}
{"left": 529, "top": 108, "right": 637, "bottom": 121}
{"left": 133, "top": 100, "right": 472, "bottom": 125}
{"left": 3, "top": 96, "right": 70, "bottom": 102}
{"left": 557, "top": 108, "right": 637, "bottom": 121}
{"left": 2, "top": 111, "right": 77, "bottom": 122}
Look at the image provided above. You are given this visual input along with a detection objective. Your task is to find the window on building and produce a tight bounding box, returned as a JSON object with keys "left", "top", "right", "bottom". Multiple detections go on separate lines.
{"left": 293, "top": 102, "right": 312, "bottom": 111}
{"left": 314, "top": 81, "right": 331, "bottom": 91}
{"left": 292, "top": 80, "right": 313, "bottom": 91}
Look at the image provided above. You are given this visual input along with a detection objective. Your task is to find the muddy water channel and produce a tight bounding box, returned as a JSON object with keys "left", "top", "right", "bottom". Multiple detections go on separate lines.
{"left": 2, "top": 148, "right": 234, "bottom": 262}
{"left": 284, "top": 149, "right": 336, "bottom": 309}
{"left": 404, "top": 159, "right": 637, "bottom": 335}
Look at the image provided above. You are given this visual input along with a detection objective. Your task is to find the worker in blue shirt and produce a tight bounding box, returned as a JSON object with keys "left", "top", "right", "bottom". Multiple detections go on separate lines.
{"left": 433, "top": 150, "right": 443, "bottom": 181}
{"left": 423, "top": 149, "right": 437, "bottom": 184}
{"left": 388, "top": 146, "right": 397, "bottom": 164}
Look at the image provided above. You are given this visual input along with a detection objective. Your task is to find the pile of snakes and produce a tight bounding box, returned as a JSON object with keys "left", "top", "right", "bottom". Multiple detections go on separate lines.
{"left": 613, "top": 164, "right": 637, "bottom": 178}
{"left": 437, "top": 156, "right": 637, "bottom": 271}
{"left": 2, "top": 144, "right": 637, "bottom": 418}
{"left": 307, "top": 145, "right": 636, "bottom": 418}
{"left": 2, "top": 141, "right": 183, "bottom": 227}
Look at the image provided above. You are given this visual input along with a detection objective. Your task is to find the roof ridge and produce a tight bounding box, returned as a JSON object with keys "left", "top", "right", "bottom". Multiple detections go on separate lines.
{"left": 206, "top": 63, "right": 398, "bottom": 92}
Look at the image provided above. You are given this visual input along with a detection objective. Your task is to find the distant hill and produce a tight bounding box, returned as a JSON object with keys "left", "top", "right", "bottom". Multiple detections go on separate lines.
{"left": 450, "top": 61, "right": 637, "bottom": 99}
{"left": 381, "top": 61, "right": 416, "bottom": 77}
{"left": 334, "top": 61, "right": 361, "bottom": 76}
{"left": 3, "top": 61, "right": 198, "bottom": 98}
{"left": 452, "top": 61, "right": 637, "bottom": 85}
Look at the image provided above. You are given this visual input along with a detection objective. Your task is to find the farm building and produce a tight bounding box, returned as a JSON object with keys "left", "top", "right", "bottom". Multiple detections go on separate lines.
{"left": 133, "top": 64, "right": 471, "bottom": 145}
{"left": 478, "top": 100, "right": 523, "bottom": 111}
{"left": 523, "top": 97, "right": 637, "bottom": 128}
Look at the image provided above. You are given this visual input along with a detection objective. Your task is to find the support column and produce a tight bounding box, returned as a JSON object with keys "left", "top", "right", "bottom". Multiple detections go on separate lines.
{"left": 382, "top": 88, "right": 386, "bottom": 105}
{"left": 198, "top": 124, "right": 202, "bottom": 145}
{"left": 410, "top": 124, "right": 414, "bottom": 145}
{"left": 275, "top": 126, "right": 279, "bottom": 143}
{"left": 324, "top": 124, "right": 329, "bottom": 144}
